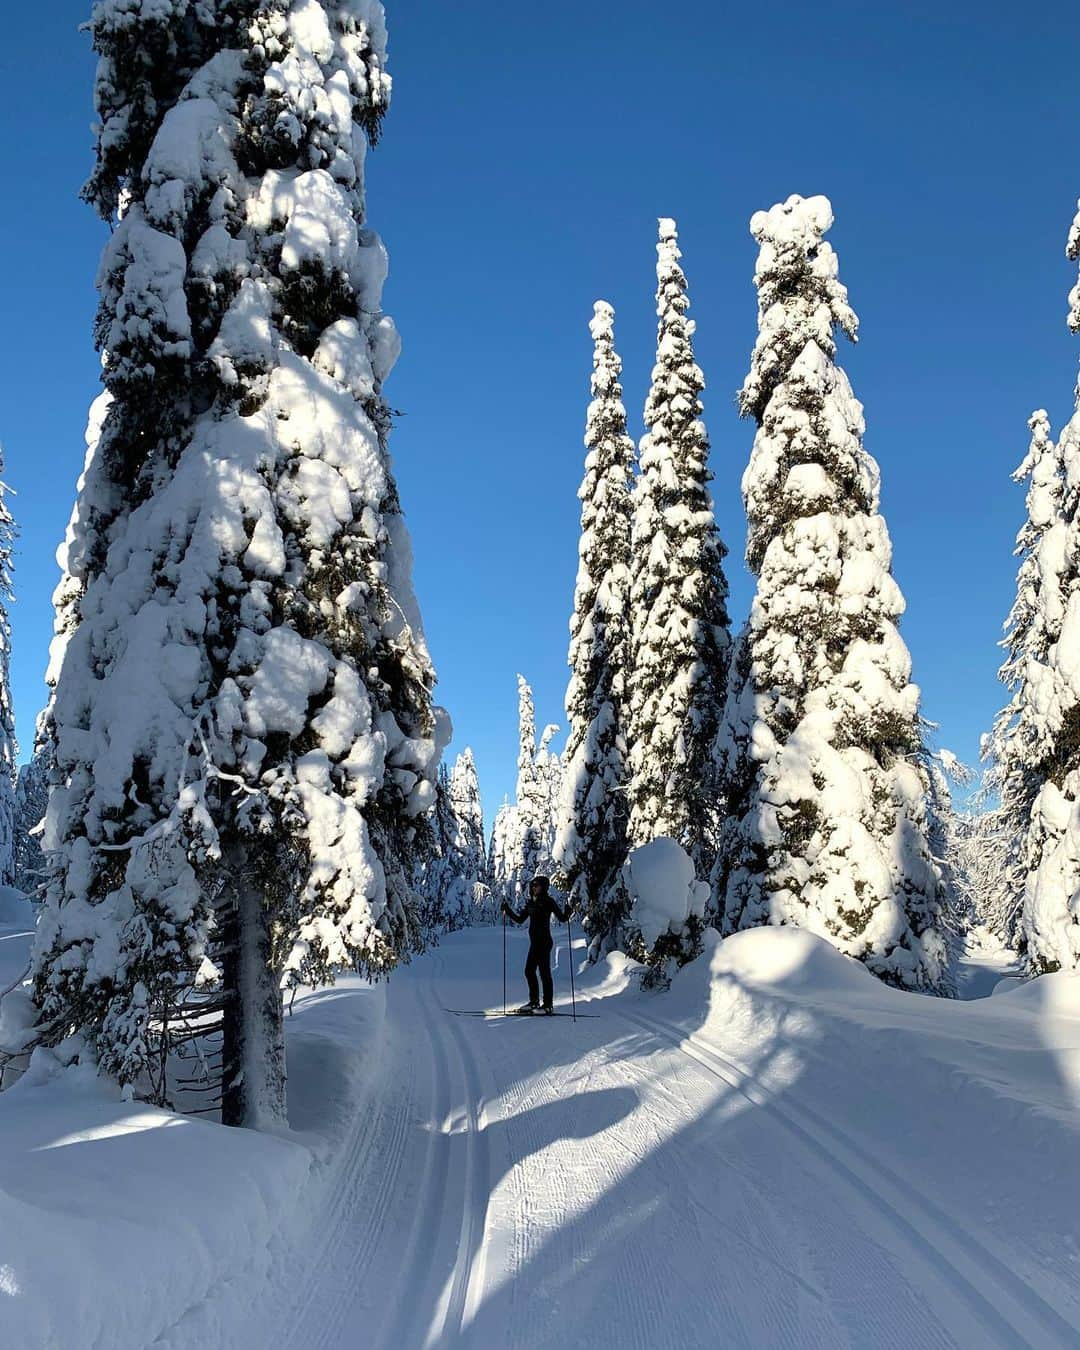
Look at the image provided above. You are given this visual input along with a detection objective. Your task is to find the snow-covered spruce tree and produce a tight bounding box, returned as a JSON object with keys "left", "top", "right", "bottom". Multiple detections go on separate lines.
{"left": 715, "top": 194, "right": 945, "bottom": 990}
{"left": 1010, "top": 205, "right": 1080, "bottom": 972}
{"left": 515, "top": 674, "right": 560, "bottom": 884}
{"left": 448, "top": 747, "right": 491, "bottom": 920}
{"left": 30, "top": 1, "right": 443, "bottom": 1126}
{"left": 553, "top": 301, "right": 633, "bottom": 952}
{"left": 489, "top": 678, "right": 559, "bottom": 909}
{"left": 625, "top": 219, "right": 731, "bottom": 888}
{"left": 488, "top": 800, "right": 520, "bottom": 911}
{"left": 420, "top": 748, "right": 490, "bottom": 930}
{"left": 417, "top": 763, "right": 459, "bottom": 929}
{"left": 13, "top": 752, "right": 48, "bottom": 897}
{"left": 983, "top": 410, "right": 1065, "bottom": 948}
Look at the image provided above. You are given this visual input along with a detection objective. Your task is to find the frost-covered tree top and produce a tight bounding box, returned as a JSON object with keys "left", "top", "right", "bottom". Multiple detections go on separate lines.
{"left": 31, "top": 0, "right": 441, "bottom": 1091}
{"left": 716, "top": 195, "right": 944, "bottom": 990}
{"left": 554, "top": 301, "right": 633, "bottom": 930}
{"left": 1067, "top": 199, "right": 1080, "bottom": 333}
{"left": 83, "top": 0, "right": 390, "bottom": 221}
{"left": 627, "top": 219, "right": 730, "bottom": 877}
{"left": 739, "top": 194, "right": 858, "bottom": 425}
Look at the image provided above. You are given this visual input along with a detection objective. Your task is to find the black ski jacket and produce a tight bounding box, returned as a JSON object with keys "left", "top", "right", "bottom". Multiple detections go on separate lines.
{"left": 505, "top": 894, "right": 570, "bottom": 944}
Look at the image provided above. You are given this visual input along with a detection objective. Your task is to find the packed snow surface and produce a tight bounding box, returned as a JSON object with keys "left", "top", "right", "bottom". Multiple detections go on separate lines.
{"left": 3, "top": 922, "right": 1080, "bottom": 1348}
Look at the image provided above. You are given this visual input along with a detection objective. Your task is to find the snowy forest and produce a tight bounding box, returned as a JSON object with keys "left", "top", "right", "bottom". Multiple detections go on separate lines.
{"left": 1, "top": 3, "right": 1080, "bottom": 1349}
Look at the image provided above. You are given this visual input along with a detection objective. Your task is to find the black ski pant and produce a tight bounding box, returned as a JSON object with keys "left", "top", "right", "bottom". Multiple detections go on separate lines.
{"left": 525, "top": 936, "right": 554, "bottom": 1007}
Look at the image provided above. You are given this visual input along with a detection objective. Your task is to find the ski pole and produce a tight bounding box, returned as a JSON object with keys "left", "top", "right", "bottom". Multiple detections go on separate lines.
{"left": 567, "top": 916, "right": 577, "bottom": 1023}
{"left": 502, "top": 911, "right": 507, "bottom": 1016}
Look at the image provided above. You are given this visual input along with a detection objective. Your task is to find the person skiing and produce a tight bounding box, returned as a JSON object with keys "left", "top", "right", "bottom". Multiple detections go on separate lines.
{"left": 501, "top": 875, "right": 572, "bottom": 1015}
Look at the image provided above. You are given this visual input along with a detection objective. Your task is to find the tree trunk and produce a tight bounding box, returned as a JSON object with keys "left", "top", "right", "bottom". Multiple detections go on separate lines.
{"left": 220, "top": 854, "right": 286, "bottom": 1130}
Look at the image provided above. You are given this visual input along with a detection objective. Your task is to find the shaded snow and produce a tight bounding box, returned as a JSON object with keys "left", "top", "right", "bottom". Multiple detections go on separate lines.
{"left": 5, "top": 924, "right": 1080, "bottom": 1347}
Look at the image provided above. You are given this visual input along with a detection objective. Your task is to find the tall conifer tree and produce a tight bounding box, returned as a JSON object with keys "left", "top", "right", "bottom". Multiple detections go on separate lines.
{"left": 984, "top": 411, "right": 1065, "bottom": 946}
{"left": 1010, "top": 200, "right": 1080, "bottom": 972}
{"left": 715, "top": 195, "right": 945, "bottom": 989}
{"left": 625, "top": 220, "right": 730, "bottom": 878}
{"left": 554, "top": 301, "right": 633, "bottom": 948}
{"left": 30, "top": 0, "right": 443, "bottom": 1125}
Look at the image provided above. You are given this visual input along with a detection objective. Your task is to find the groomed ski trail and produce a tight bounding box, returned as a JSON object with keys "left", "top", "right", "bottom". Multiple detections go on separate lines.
{"left": 274, "top": 926, "right": 1080, "bottom": 1350}
{"left": 612, "top": 1005, "right": 1079, "bottom": 1350}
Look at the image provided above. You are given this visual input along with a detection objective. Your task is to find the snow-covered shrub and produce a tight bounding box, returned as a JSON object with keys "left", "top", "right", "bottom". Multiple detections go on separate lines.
{"left": 553, "top": 301, "right": 633, "bottom": 953}
{"left": 715, "top": 195, "right": 946, "bottom": 991}
{"left": 626, "top": 220, "right": 731, "bottom": 877}
{"left": 622, "top": 837, "right": 709, "bottom": 985}
{"left": 28, "top": 0, "right": 443, "bottom": 1126}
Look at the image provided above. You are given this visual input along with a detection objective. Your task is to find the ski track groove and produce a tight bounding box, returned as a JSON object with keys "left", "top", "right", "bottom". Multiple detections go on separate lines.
{"left": 373, "top": 957, "right": 456, "bottom": 1350}
{"left": 433, "top": 962, "right": 494, "bottom": 1348}
{"left": 615, "top": 1003, "right": 1077, "bottom": 1350}
{"left": 276, "top": 1010, "right": 412, "bottom": 1350}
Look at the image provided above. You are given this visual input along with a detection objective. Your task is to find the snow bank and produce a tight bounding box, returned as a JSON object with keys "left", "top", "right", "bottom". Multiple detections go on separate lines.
{"left": 622, "top": 837, "right": 708, "bottom": 950}
{"left": 0, "top": 976, "right": 386, "bottom": 1349}
{"left": 990, "top": 968, "right": 1080, "bottom": 1020}
{"left": 709, "top": 924, "right": 879, "bottom": 995}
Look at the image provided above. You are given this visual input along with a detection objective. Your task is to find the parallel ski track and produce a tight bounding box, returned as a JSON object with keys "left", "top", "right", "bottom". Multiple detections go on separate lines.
{"left": 374, "top": 956, "right": 493, "bottom": 1350}
{"left": 434, "top": 966, "right": 495, "bottom": 1346}
{"left": 277, "top": 1014, "right": 412, "bottom": 1350}
{"left": 614, "top": 1003, "right": 1080, "bottom": 1350}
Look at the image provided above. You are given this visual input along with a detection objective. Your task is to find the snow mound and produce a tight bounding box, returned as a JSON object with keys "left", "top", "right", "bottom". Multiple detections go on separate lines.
{"left": 0, "top": 886, "right": 31, "bottom": 929}
{"left": 710, "top": 925, "right": 879, "bottom": 995}
{"left": 622, "top": 837, "right": 707, "bottom": 950}
{"left": 989, "top": 969, "right": 1080, "bottom": 1020}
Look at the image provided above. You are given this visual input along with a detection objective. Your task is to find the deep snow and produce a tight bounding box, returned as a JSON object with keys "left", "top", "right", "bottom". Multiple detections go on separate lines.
{"left": 2, "top": 919, "right": 1080, "bottom": 1348}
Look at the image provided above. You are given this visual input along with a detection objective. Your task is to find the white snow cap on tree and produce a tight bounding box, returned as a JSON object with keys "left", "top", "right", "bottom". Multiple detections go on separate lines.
{"left": 626, "top": 219, "right": 730, "bottom": 881}
{"left": 553, "top": 300, "right": 633, "bottom": 944}
{"left": 739, "top": 194, "right": 857, "bottom": 423}
{"left": 29, "top": 0, "right": 442, "bottom": 1110}
{"left": 715, "top": 194, "right": 945, "bottom": 990}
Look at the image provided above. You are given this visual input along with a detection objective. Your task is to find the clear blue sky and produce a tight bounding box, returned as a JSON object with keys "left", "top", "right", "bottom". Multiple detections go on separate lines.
{"left": 0, "top": 2, "right": 1075, "bottom": 827}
